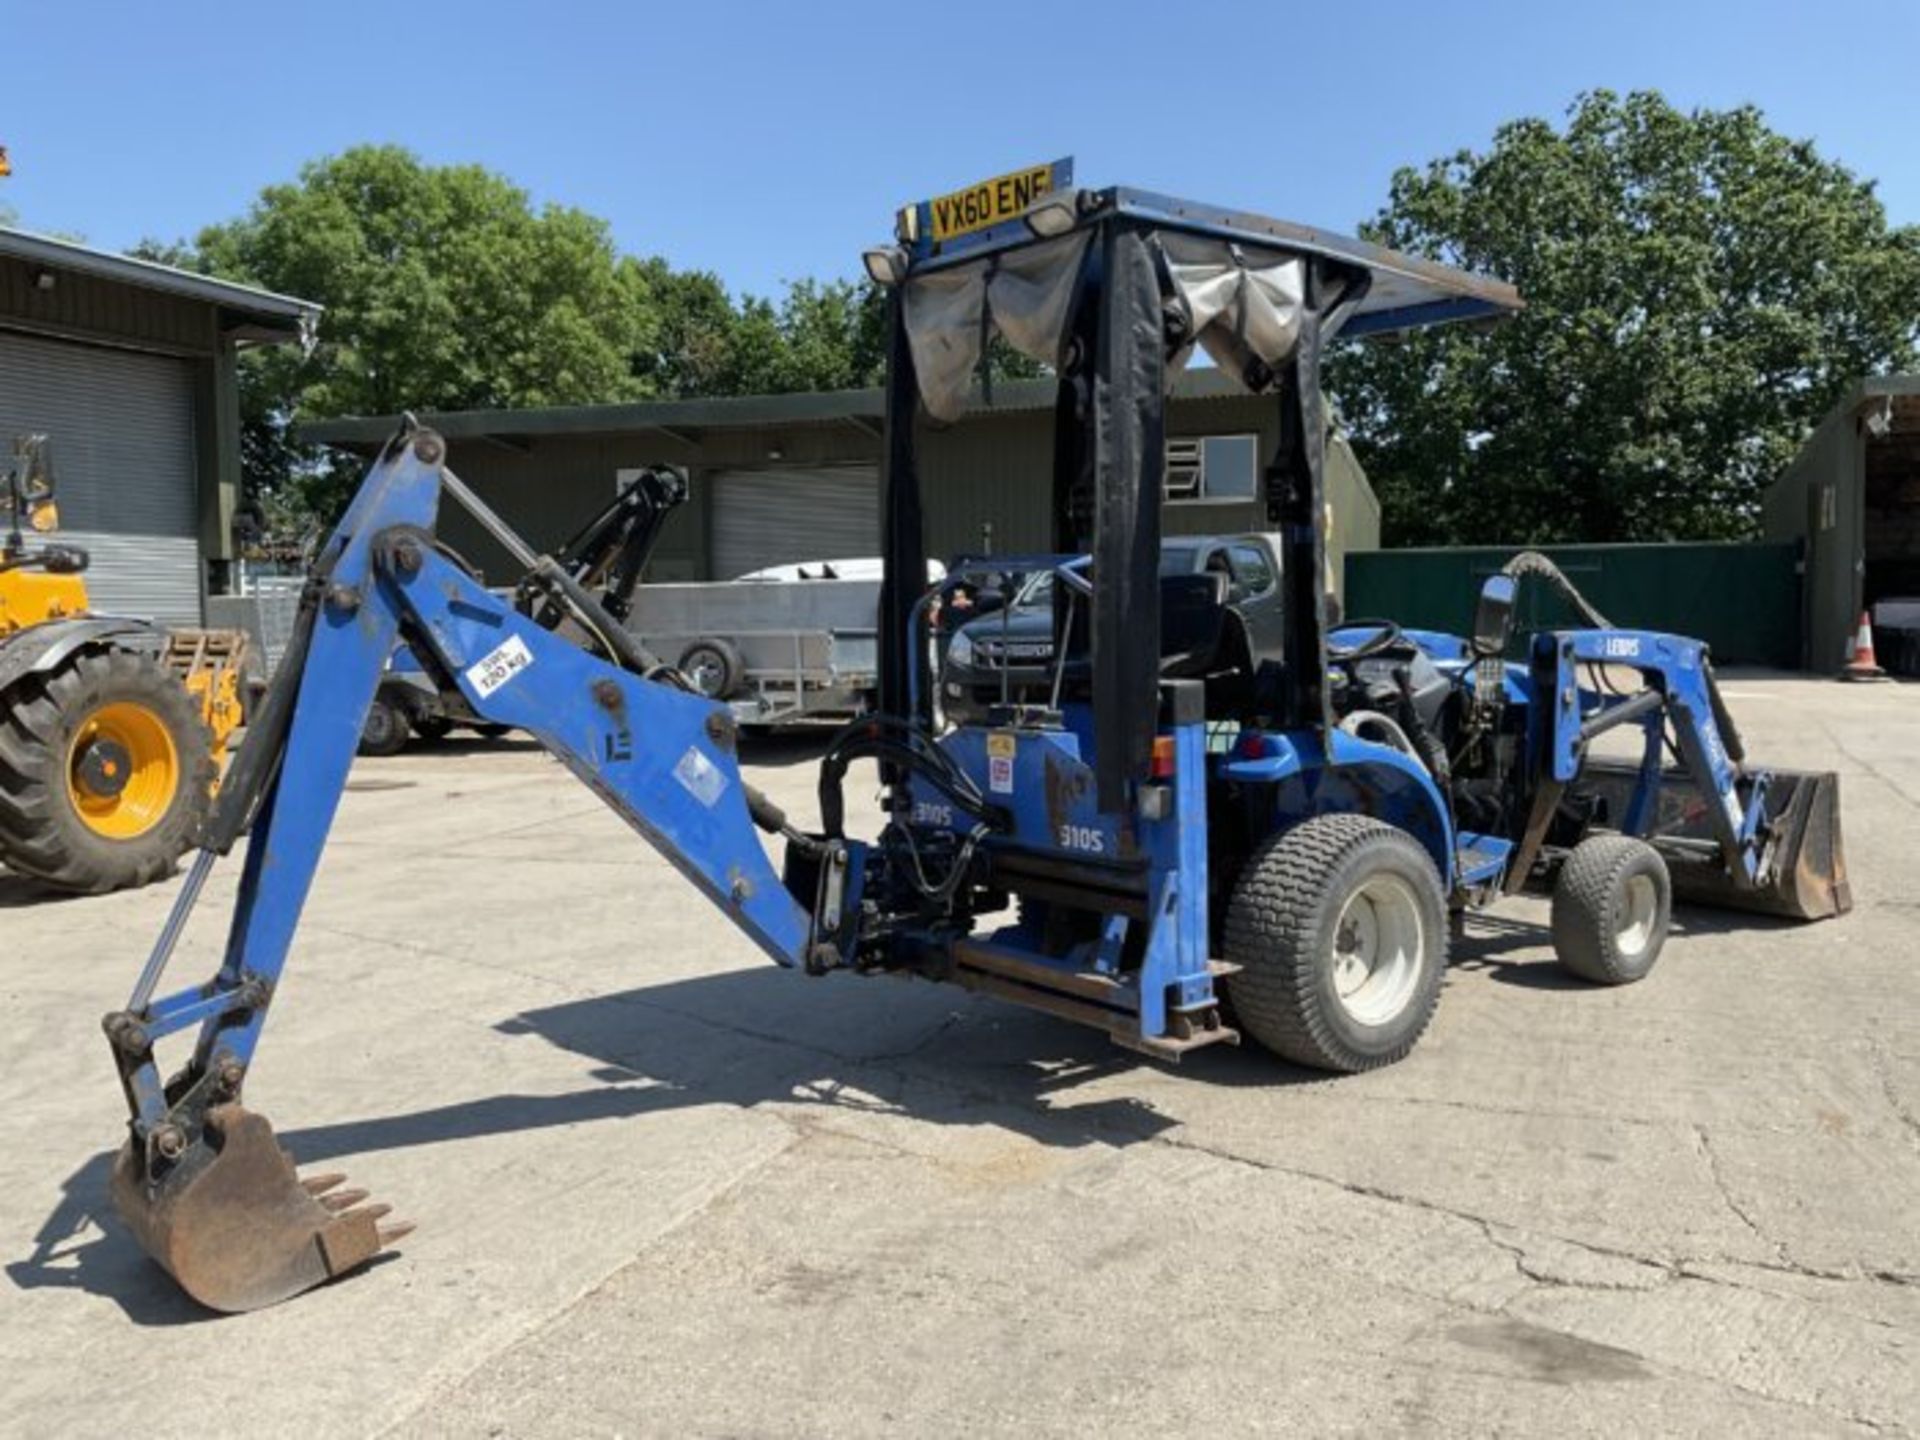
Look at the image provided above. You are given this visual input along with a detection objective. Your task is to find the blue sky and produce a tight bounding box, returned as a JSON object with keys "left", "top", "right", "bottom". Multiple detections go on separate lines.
{"left": 4, "top": 0, "right": 1916, "bottom": 299}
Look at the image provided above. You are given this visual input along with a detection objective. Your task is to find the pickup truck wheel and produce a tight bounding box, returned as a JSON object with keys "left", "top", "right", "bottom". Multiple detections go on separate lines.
{"left": 1224, "top": 815, "right": 1447, "bottom": 1072}
{"left": 678, "top": 639, "right": 743, "bottom": 700}
{"left": 1551, "top": 835, "right": 1670, "bottom": 985}
{"left": 357, "top": 695, "right": 410, "bottom": 757}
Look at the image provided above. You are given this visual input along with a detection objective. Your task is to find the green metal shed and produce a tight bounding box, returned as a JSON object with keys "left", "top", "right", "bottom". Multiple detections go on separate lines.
{"left": 1762, "top": 375, "right": 1920, "bottom": 672}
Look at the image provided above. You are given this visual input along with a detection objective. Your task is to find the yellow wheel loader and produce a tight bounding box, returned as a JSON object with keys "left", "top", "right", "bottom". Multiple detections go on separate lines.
{"left": 0, "top": 434, "right": 246, "bottom": 894}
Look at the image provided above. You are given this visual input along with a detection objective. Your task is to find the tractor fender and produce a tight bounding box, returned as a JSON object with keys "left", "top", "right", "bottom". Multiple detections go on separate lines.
{"left": 0, "top": 616, "right": 168, "bottom": 696}
{"left": 1223, "top": 728, "right": 1456, "bottom": 886}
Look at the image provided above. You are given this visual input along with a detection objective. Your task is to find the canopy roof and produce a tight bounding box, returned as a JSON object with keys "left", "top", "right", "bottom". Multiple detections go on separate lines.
{"left": 891, "top": 185, "right": 1523, "bottom": 422}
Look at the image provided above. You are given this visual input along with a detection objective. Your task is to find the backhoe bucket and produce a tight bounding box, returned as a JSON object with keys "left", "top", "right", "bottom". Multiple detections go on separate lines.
{"left": 1579, "top": 762, "right": 1850, "bottom": 921}
{"left": 110, "top": 1103, "right": 410, "bottom": 1314}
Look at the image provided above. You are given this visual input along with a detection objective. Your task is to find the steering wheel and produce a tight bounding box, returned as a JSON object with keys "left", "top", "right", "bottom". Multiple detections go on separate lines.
{"left": 1327, "top": 617, "right": 1407, "bottom": 662}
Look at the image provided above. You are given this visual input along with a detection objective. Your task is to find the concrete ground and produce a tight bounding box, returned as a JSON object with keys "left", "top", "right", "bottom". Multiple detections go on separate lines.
{"left": 1, "top": 674, "right": 1914, "bottom": 1437}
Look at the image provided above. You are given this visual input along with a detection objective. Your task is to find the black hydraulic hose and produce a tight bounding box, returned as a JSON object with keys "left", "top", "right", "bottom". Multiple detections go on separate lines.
{"left": 1702, "top": 658, "right": 1746, "bottom": 768}
{"left": 1391, "top": 666, "right": 1452, "bottom": 790}
{"left": 1500, "top": 551, "right": 1612, "bottom": 630}
{"left": 527, "top": 556, "right": 678, "bottom": 683}
{"left": 818, "top": 734, "right": 1005, "bottom": 840}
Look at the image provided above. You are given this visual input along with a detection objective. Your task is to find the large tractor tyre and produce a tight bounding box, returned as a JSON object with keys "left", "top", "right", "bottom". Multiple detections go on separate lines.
{"left": 1224, "top": 814, "right": 1448, "bottom": 1073}
{"left": 357, "top": 694, "right": 412, "bottom": 757}
{"left": 678, "top": 639, "right": 744, "bottom": 700}
{"left": 1551, "top": 835, "right": 1671, "bottom": 986}
{"left": 0, "top": 647, "right": 215, "bottom": 894}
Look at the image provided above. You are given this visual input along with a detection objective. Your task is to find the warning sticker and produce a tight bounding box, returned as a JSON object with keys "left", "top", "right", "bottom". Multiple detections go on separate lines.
{"left": 987, "top": 731, "right": 1016, "bottom": 794}
{"left": 465, "top": 635, "right": 533, "bottom": 698}
{"left": 674, "top": 746, "right": 728, "bottom": 807}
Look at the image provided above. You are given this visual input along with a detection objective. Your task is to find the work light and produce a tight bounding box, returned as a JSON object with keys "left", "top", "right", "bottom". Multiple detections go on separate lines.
{"left": 863, "top": 245, "right": 910, "bottom": 287}
{"left": 1022, "top": 195, "right": 1078, "bottom": 239}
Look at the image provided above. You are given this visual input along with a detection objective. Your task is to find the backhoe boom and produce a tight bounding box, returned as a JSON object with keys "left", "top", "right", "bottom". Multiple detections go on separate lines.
{"left": 103, "top": 428, "right": 827, "bottom": 1311}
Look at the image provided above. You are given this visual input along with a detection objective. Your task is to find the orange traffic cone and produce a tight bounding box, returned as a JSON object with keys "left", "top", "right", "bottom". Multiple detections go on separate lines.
{"left": 1840, "top": 611, "right": 1888, "bottom": 682}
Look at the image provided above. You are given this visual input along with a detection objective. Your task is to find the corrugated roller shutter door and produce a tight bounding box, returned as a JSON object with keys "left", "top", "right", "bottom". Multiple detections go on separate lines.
{"left": 709, "top": 466, "right": 879, "bottom": 580}
{"left": 0, "top": 329, "right": 201, "bottom": 625}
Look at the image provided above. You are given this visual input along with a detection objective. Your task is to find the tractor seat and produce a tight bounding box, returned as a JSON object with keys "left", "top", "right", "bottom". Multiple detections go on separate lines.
{"left": 1157, "top": 571, "right": 1232, "bottom": 678}
{"left": 1157, "top": 571, "right": 1271, "bottom": 719}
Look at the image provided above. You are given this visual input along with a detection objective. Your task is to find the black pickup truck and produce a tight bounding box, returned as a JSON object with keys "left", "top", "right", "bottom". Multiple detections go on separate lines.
{"left": 938, "top": 533, "right": 1286, "bottom": 725}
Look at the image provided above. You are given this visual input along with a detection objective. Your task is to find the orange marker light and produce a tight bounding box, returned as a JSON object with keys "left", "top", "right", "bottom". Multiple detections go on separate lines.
{"left": 1150, "top": 735, "right": 1177, "bottom": 779}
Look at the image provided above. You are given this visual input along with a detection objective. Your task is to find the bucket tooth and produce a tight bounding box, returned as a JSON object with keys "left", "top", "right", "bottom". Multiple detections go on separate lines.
{"left": 300, "top": 1172, "right": 348, "bottom": 1196}
{"left": 110, "top": 1103, "right": 410, "bottom": 1314}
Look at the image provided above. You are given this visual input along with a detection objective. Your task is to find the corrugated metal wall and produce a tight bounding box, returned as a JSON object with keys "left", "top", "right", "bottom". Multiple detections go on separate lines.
{"left": 0, "top": 330, "right": 203, "bottom": 624}
{"left": 1346, "top": 543, "right": 1803, "bottom": 668}
{"left": 709, "top": 466, "right": 879, "bottom": 578}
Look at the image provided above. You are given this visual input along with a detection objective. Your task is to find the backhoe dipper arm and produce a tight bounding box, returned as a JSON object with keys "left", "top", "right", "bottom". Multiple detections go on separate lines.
{"left": 102, "top": 429, "right": 816, "bottom": 1313}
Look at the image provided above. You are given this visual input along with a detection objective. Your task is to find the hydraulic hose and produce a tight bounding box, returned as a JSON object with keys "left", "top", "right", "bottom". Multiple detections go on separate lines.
{"left": 1500, "top": 551, "right": 1612, "bottom": 629}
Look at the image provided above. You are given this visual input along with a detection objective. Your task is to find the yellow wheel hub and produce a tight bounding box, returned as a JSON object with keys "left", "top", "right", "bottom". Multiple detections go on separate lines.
{"left": 68, "top": 701, "right": 180, "bottom": 840}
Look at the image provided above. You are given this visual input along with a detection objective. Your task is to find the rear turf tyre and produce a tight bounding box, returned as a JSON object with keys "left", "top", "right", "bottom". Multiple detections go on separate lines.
{"left": 1551, "top": 835, "right": 1670, "bottom": 985}
{"left": 0, "top": 647, "right": 214, "bottom": 894}
{"left": 1224, "top": 815, "right": 1448, "bottom": 1072}
{"left": 357, "top": 695, "right": 410, "bottom": 757}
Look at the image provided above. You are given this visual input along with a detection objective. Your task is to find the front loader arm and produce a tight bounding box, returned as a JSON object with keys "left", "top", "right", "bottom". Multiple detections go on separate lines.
{"left": 103, "top": 428, "right": 819, "bottom": 1312}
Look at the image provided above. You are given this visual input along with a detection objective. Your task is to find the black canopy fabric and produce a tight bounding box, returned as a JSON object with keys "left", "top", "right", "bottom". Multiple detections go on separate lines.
{"left": 880, "top": 210, "right": 1374, "bottom": 811}
{"left": 1086, "top": 223, "right": 1170, "bottom": 809}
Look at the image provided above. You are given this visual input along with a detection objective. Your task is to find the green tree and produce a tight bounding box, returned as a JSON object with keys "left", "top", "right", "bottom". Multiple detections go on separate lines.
{"left": 170, "top": 146, "right": 653, "bottom": 529}
{"left": 1330, "top": 91, "right": 1920, "bottom": 545}
{"left": 633, "top": 267, "right": 890, "bottom": 397}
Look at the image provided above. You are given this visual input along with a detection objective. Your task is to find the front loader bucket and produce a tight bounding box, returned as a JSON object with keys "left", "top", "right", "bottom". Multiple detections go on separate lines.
{"left": 110, "top": 1104, "right": 410, "bottom": 1314}
{"left": 1578, "top": 762, "right": 1851, "bottom": 921}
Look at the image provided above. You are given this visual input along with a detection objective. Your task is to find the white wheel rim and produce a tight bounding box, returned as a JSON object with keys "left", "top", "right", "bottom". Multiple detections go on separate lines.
{"left": 1330, "top": 875, "right": 1426, "bottom": 1026}
{"left": 1617, "top": 874, "right": 1658, "bottom": 957}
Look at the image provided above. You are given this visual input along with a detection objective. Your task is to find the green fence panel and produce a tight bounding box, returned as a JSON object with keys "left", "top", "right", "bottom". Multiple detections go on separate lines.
{"left": 1345, "top": 543, "right": 1803, "bottom": 667}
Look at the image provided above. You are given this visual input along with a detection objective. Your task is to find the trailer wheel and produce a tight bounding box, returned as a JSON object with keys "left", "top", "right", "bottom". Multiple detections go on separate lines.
{"left": 678, "top": 639, "right": 743, "bottom": 700}
{"left": 357, "top": 694, "right": 410, "bottom": 757}
{"left": 1224, "top": 815, "right": 1447, "bottom": 1072}
{"left": 1551, "top": 835, "right": 1670, "bottom": 985}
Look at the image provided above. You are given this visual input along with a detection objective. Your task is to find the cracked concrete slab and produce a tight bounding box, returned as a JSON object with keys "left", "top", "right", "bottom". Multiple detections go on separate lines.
{"left": 1, "top": 678, "right": 1915, "bottom": 1438}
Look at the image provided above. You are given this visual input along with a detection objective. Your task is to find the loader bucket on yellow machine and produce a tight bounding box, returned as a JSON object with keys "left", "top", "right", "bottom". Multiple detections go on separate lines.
{"left": 110, "top": 1104, "right": 410, "bottom": 1313}
{"left": 1579, "top": 761, "right": 1851, "bottom": 921}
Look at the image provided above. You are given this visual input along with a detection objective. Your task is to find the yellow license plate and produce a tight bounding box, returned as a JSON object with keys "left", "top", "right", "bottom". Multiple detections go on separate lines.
{"left": 928, "top": 162, "right": 1062, "bottom": 242}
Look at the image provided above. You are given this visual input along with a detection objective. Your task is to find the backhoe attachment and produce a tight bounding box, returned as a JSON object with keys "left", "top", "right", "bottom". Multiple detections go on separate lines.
{"left": 104, "top": 425, "right": 825, "bottom": 1311}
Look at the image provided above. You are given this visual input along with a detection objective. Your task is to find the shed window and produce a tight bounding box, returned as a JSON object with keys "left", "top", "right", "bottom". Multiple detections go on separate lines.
{"left": 1166, "top": 434, "right": 1258, "bottom": 504}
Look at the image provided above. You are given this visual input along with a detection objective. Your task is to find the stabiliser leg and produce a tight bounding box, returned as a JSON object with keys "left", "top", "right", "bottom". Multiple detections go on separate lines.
{"left": 102, "top": 428, "right": 822, "bottom": 1312}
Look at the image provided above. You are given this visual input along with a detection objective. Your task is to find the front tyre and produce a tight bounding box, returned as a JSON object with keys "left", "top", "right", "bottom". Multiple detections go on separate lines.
{"left": 1224, "top": 815, "right": 1448, "bottom": 1072}
{"left": 0, "top": 647, "right": 214, "bottom": 893}
{"left": 1551, "top": 835, "right": 1670, "bottom": 985}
